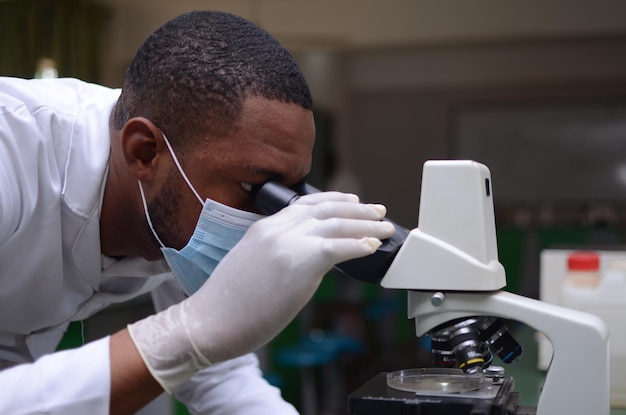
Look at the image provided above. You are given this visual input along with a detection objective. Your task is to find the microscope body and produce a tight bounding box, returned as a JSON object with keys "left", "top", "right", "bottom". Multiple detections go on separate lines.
{"left": 379, "top": 160, "right": 610, "bottom": 415}
{"left": 254, "top": 160, "right": 610, "bottom": 415}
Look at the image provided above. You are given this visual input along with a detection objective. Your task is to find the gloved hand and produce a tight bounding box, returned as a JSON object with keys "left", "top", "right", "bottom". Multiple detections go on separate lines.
{"left": 128, "top": 191, "right": 395, "bottom": 392}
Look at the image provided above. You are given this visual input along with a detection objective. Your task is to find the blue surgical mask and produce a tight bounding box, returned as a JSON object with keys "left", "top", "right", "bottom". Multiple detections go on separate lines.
{"left": 139, "top": 131, "right": 263, "bottom": 296}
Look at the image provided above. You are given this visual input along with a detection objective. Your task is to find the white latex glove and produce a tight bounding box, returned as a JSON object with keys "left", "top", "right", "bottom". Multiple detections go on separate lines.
{"left": 128, "top": 191, "right": 395, "bottom": 392}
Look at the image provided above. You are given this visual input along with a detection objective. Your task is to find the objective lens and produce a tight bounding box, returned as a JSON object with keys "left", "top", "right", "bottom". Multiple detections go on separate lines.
{"left": 431, "top": 334, "right": 457, "bottom": 368}
{"left": 430, "top": 319, "right": 487, "bottom": 374}
{"left": 450, "top": 331, "right": 485, "bottom": 373}
{"left": 430, "top": 317, "right": 520, "bottom": 374}
{"left": 478, "top": 317, "right": 522, "bottom": 364}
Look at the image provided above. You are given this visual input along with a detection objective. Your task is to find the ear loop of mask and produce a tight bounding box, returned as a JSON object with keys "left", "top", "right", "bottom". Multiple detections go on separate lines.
{"left": 137, "top": 129, "right": 205, "bottom": 249}
{"left": 159, "top": 130, "right": 204, "bottom": 206}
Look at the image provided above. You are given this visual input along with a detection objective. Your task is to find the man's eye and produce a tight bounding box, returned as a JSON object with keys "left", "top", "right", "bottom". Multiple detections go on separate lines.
{"left": 240, "top": 182, "right": 253, "bottom": 192}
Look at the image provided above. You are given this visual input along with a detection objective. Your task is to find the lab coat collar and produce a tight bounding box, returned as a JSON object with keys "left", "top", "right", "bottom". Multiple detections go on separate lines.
{"left": 64, "top": 89, "right": 117, "bottom": 290}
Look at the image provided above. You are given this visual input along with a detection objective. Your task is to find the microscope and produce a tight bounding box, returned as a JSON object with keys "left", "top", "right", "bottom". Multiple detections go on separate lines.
{"left": 255, "top": 160, "right": 610, "bottom": 415}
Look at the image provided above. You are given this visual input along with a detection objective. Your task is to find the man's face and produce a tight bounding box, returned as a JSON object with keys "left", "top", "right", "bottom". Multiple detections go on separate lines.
{"left": 148, "top": 96, "right": 315, "bottom": 252}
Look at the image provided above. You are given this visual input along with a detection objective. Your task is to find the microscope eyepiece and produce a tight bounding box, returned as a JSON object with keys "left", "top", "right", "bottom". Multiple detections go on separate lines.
{"left": 254, "top": 180, "right": 410, "bottom": 284}
{"left": 253, "top": 181, "right": 302, "bottom": 214}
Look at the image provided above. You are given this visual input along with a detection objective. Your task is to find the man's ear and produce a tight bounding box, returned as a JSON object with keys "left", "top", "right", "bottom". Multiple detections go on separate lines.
{"left": 121, "top": 117, "right": 166, "bottom": 181}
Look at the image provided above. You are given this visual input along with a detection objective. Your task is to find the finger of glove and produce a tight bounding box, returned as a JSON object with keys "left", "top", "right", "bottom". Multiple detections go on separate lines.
{"left": 294, "top": 191, "right": 360, "bottom": 205}
{"left": 301, "top": 200, "right": 387, "bottom": 221}
{"left": 313, "top": 217, "right": 395, "bottom": 240}
{"left": 322, "top": 237, "right": 383, "bottom": 264}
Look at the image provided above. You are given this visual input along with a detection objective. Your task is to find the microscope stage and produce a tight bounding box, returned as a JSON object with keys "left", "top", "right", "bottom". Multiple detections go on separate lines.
{"left": 348, "top": 370, "right": 536, "bottom": 415}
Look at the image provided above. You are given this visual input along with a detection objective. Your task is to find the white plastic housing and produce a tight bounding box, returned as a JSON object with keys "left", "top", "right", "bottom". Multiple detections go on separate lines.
{"left": 381, "top": 160, "right": 506, "bottom": 291}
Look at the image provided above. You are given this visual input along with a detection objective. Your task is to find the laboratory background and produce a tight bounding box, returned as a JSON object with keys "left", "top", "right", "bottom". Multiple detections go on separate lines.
{"left": 3, "top": 0, "right": 626, "bottom": 414}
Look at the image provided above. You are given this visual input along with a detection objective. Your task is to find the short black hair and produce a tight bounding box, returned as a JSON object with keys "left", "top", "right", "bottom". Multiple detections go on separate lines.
{"left": 112, "top": 10, "right": 312, "bottom": 152}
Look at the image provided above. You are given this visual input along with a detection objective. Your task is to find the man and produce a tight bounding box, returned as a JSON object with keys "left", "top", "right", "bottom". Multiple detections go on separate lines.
{"left": 0, "top": 10, "right": 394, "bottom": 415}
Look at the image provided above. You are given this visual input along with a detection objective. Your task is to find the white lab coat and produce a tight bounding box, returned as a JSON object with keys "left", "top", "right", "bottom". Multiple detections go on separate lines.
{"left": 0, "top": 77, "right": 297, "bottom": 415}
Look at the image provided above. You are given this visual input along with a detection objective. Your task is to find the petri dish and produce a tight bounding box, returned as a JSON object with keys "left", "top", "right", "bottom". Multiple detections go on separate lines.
{"left": 386, "top": 368, "right": 484, "bottom": 394}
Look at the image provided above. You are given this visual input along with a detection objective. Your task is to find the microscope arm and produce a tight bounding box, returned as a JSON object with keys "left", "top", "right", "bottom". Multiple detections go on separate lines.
{"left": 408, "top": 289, "right": 610, "bottom": 415}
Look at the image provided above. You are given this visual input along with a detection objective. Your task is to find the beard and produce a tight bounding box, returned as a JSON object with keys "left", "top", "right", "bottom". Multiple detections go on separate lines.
{"left": 145, "top": 169, "right": 191, "bottom": 251}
